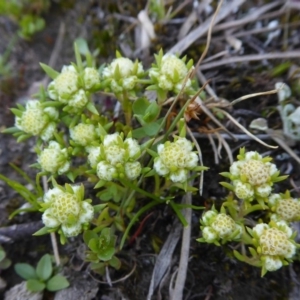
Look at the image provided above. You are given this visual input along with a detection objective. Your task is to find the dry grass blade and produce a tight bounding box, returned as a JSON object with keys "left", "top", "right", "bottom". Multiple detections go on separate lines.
{"left": 169, "top": 191, "right": 193, "bottom": 300}
{"left": 187, "top": 126, "right": 204, "bottom": 195}
{"left": 214, "top": 108, "right": 278, "bottom": 149}
{"left": 212, "top": 0, "right": 284, "bottom": 32}
{"left": 194, "top": 96, "right": 237, "bottom": 140}
{"left": 147, "top": 220, "right": 182, "bottom": 300}
{"left": 207, "top": 133, "right": 219, "bottom": 164}
{"left": 199, "top": 51, "right": 300, "bottom": 70}
{"left": 267, "top": 130, "right": 300, "bottom": 165}
{"left": 227, "top": 89, "right": 279, "bottom": 107}
{"left": 168, "top": 0, "right": 245, "bottom": 55}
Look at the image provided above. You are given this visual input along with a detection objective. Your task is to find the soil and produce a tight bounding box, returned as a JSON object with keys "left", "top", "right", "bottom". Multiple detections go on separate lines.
{"left": 1, "top": 1, "right": 300, "bottom": 300}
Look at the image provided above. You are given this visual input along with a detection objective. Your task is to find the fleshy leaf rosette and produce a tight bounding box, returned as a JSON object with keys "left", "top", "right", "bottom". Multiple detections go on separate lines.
{"left": 220, "top": 148, "right": 287, "bottom": 204}
{"left": 87, "top": 132, "right": 142, "bottom": 181}
{"left": 40, "top": 184, "right": 94, "bottom": 240}
{"left": 249, "top": 221, "right": 298, "bottom": 276}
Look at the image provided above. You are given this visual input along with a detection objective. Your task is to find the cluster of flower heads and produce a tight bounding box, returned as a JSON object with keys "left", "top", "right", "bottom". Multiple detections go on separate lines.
{"left": 48, "top": 65, "right": 101, "bottom": 109}
{"left": 102, "top": 56, "right": 144, "bottom": 94}
{"left": 222, "top": 149, "right": 282, "bottom": 203}
{"left": 38, "top": 141, "right": 70, "bottom": 174}
{"left": 149, "top": 52, "right": 194, "bottom": 94}
{"left": 153, "top": 137, "right": 199, "bottom": 183}
{"left": 70, "top": 122, "right": 100, "bottom": 147}
{"left": 198, "top": 207, "right": 242, "bottom": 245}
{"left": 87, "top": 132, "right": 142, "bottom": 181}
{"left": 250, "top": 221, "right": 297, "bottom": 274}
{"left": 41, "top": 184, "right": 94, "bottom": 239}
{"left": 199, "top": 148, "right": 300, "bottom": 276}
{"left": 15, "top": 100, "right": 58, "bottom": 141}
{"left": 268, "top": 191, "right": 300, "bottom": 222}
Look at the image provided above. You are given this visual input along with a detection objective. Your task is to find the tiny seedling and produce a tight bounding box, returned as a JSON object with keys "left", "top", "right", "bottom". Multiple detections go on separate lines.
{"left": 14, "top": 254, "right": 69, "bottom": 292}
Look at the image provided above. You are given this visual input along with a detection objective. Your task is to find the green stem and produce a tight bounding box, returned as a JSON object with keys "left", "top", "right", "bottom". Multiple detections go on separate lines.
{"left": 241, "top": 231, "right": 254, "bottom": 245}
{"left": 121, "top": 91, "right": 132, "bottom": 127}
{"left": 169, "top": 200, "right": 188, "bottom": 227}
{"left": 119, "top": 200, "right": 161, "bottom": 250}
{"left": 243, "top": 204, "right": 265, "bottom": 216}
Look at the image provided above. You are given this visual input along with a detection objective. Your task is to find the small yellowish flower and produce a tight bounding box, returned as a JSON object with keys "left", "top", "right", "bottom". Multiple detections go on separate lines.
{"left": 15, "top": 100, "right": 58, "bottom": 141}
{"left": 149, "top": 53, "right": 194, "bottom": 93}
{"left": 42, "top": 185, "right": 94, "bottom": 238}
{"left": 38, "top": 141, "right": 70, "bottom": 174}
{"left": 102, "top": 57, "right": 144, "bottom": 94}
{"left": 251, "top": 221, "right": 297, "bottom": 273}
{"left": 268, "top": 192, "right": 300, "bottom": 222}
{"left": 154, "top": 137, "right": 198, "bottom": 183}
{"left": 88, "top": 133, "right": 142, "bottom": 181}
{"left": 47, "top": 65, "right": 96, "bottom": 109}
{"left": 199, "top": 210, "right": 242, "bottom": 245}
{"left": 70, "top": 123, "right": 98, "bottom": 146}
{"left": 223, "top": 148, "right": 282, "bottom": 202}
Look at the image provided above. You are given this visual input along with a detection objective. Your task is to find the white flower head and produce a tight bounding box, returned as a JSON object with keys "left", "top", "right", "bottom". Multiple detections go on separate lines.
{"left": 125, "top": 161, "right": 142, "bottom": 180}
{"left": 153, "top": 138, "right": 198, "bottom": 183}
{"left": 202, "top": 210, "right": 217, "bottom": 225}
{"left": 275, "top": 220, "right": 293, "bottom": 238}
{"left": 264, "top": 256, "right": 283, "bottom": 272}
{"left": 15, "top": 100, "right": 47, "bottom": 136}
{"left": 170, "top": 169, "right": 187, "bottom": 183}
{"left": 268, "top": 193, "right": 281, "bottom": 206}
{"left": 233, "top": 181, "right": 254, "bottom": 200}
{"left": 79, "top": 201, "right": 94, "bottom": 223}
{"left": 153, "top": 158, "right": 169, "bottom": 176}
{"left": 124, "top": 137, "right": 141, "bottom": 158}
{"left": 211, "top": 213, "right": 236, "bottom": 238}
{"left": 44, "top": 187, "right": 64, "bottom": 203}
{"left": 96, "top": 161, "right": 116, "bottom": 181}
{"left": 70, "top": 123, "right": 97, "bottom": 146}
{"left": 256, "top": 184, "right": 272, "bottom": 198}
{"left": 87, "top": 146, "right": 101, "bottom": 168}
{"left": 42, "top": 208, "right": 60, "bottom": 228}
{"left": 229, "top": 161, "right": 244, "bottom": 177}
{"left": 253, "top": 223, "right": 268, "bottom": 237}
{"left": 42, "top": 185, "right": 94, "bottom": 238}
{"left": 38, "top": 141, "right": 70, "bottom": 174}
{"left": 202, "top": 227, "right": 217, "bottom": 243}
{"left": 105, "top": 145, "right": 125, "bottom": 165}
{"left": 61, "top": 222, "right": 82, "bottom": 237}
{"left": 103, "top": 132, "right": 119, "bottom": 147}
{"left": 69, "top": 89, "right": 88, "bottom": 108}
{"left": 102, "top": 57, "right": 143, "bottom": 93}
{"left": 83, "top": 67, "right": 101, "bottom": 90}
{"left": 52, "top": 67, "right": 79, "bottom": 100}
{"left": 244, "top": 151, "right": 261, "bottom": 161}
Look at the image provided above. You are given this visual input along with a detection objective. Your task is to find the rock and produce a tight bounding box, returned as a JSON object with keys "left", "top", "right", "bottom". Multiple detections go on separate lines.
{"left": 54, "top": 274, "right": 98, "bottom": 300}
{"left": 4, "top": 281, "right": 43, "bottom": 300}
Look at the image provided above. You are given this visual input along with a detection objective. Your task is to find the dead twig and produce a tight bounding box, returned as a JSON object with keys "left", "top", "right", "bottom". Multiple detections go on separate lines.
{"left": 198, "top": 51, "right": 300, "bottom": 71}
{"left": 168, "top": 0, "right": 245, "bottom": 55}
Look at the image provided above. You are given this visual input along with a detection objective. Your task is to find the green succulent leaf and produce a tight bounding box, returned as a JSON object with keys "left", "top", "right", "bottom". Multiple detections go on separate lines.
{"left": 26, "top": 279, "right": 46, "bottom": 292}
{"left": 40, "top": 63, "right": 59, "bottom": 79}
{"left": 83, "top": 230, "right": 98, "bottom": 246}
{"left": 36, "top": 254, "right": 52, "bottom": 281}
{"left": 46, "top": 274, "right": 70, "bottom": 291}
{"left": 15, "top": 263, "right": 37, "bottom": 280}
